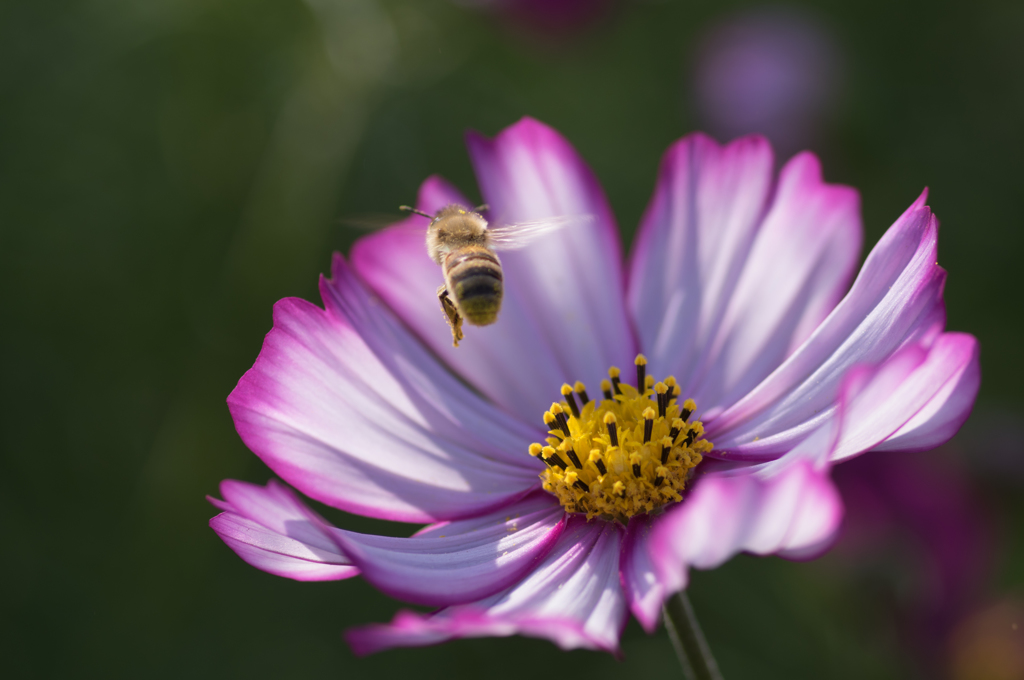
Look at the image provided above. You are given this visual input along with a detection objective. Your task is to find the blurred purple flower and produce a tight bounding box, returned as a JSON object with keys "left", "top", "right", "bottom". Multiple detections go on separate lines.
{"left": 209, "top": 117, "right": 979, "bottom": 655}
{"left": 693, "top": 8, "right": 841, "bottom": 157}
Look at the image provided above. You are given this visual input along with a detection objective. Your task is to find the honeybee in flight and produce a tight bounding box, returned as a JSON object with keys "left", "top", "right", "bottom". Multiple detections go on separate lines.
{"left": 399, "top": 203, "right": 587, "bottom": 347}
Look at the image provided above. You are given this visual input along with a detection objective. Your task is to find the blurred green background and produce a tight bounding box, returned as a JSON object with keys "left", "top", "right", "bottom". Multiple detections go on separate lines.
{"left": 2, "top": 0, "right": 1023, "bottom": 677}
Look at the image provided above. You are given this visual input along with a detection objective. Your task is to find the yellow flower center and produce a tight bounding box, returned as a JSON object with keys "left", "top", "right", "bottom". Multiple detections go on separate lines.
{"left": 528, "top": 354, "right": 713, "bottom": 523}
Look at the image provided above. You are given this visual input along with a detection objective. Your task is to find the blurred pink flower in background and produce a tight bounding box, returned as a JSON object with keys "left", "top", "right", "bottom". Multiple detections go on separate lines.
{"left": 209, "top": 117, "right": 979, "bottom": 655}
{"left": 693, "top": 7, "right": 841, "bottom": 158}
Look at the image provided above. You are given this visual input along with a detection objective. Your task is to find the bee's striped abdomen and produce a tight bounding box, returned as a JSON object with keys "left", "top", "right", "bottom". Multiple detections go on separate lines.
{"left": 443, "top": 245, "right": 503, "bottom": 326}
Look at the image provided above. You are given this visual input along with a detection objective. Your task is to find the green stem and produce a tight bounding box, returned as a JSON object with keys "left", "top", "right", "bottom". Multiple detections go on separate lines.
{"left": 663, "top": 591, "right": 724, "bottom": 680}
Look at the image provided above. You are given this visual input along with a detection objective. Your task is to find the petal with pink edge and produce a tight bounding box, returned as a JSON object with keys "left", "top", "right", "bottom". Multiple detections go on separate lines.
{"left": 869, "top": 333, "right": 980, "bottom": 454}
{"left": 649, "top": 461, "right": 843, "bottom": 600}
{"left": 822, "top": 333, "right": 980, "bottom": 461}
{"left": 208, "top": 479, "right": 358, "bottom": 582}
{"left": 619, "top": 513, "right": 665, "bottom": 632}
{"left": 228, "top": 255, "right": 543, "bottom": 524}
{"left": 350, "top": 174, "right": 568, "bottom": 424}
{"left": 707, "top": 191, "right": 948, "bottom": 460}
{"left": 345, "top": 516, "right": 627, "bottom": 655}
{"left": 354, "top": 119, "right": 638, "bottom": 424}
{"left": 680, "top": 152, "right": 863, "bottom": 412}
{"left": 330, "top": 492, "right": 566, "bottom": 607}
{"left": 627, "top": 134, "right": 775, "bottom": 401}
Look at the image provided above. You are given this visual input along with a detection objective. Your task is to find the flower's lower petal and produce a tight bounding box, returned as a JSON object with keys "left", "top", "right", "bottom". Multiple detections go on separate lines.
{"left": 229, "top": 255, "right": 543, "bottom": 524}
{"left": 620, "top": 514, "right": 664, "bottom": 632}
{"left": 345, "top": 516, "right": 627, "bottom": 655}
{"left": 649, "top": 462, "right": 843, "bottom": 597}
{"left": 684, "top": 153, "right": 863, "bottom": 411}
{"left": 208, "top": 479, "right": 358, "bottom": 582}
{"left": 627, "top": 134, "right": 774, "bottom": 394}
{"left": 330, "top": 493, "right": 566, "bottom": 607}
{"left": 708, "top": 191, "right": 948, "bottom": 459}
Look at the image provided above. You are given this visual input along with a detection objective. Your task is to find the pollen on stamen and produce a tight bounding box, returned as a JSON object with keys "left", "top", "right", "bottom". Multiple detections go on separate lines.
{"left": 634, "top": 354, "right": 647, "bottom": 391}
{"left": 608, "top": 366, "right": 622, "bottom": 395}
{"left": 526, "top": 355, "right": 714, "bottom": 522}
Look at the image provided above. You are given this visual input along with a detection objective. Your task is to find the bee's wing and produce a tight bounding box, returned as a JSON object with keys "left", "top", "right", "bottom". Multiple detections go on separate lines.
{"left": 485, "top": 215, "right": 592, "bottom": 251}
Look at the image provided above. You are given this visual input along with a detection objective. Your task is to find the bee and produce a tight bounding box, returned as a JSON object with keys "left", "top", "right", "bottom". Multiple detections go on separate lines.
{"left": 399, "top": 203, "right": 584, "bottom": 347}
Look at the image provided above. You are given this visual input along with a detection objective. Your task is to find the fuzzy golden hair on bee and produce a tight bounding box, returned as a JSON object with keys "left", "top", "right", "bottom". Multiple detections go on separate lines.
{"left": 399, "top": 202, "right": 589, "bottom": 347}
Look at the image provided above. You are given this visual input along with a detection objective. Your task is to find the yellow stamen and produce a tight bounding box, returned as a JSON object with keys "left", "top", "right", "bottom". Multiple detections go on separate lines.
{"left": 526, "top": 355, "right": 713, "bottom": 522}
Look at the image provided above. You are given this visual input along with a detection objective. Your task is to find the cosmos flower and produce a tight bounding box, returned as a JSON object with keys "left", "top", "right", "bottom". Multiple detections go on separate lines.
{"left": 210, "top": 117, "right": 980, "bottom": 655}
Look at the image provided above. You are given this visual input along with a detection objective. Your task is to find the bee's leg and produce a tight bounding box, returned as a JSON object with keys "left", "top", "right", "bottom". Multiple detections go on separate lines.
{"left": 437, "top": 284, "right": 464, "bottom": 347}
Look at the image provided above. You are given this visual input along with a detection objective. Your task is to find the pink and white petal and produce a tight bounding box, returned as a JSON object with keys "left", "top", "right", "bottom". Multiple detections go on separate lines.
{"left": 350, "top": 174, "right": 569, "bottom": 423}
{"left": 707, "top": 191, "right": 947, "bottom": 459}
{"left": 620, "top": 513, "right": 665, "bottom": 632}
{"left": 649, "top": 461, "right": 843, "bottom": 597}
{"left": 463, "top": 117, "right": 638, "bottom": 419}
{"left": 870, "top": 333, "right": 980, "bottom": 453}
{"left": 684, "top": 153, "right": 863, "bottom": 411}
{"left": 228, "top": 257, "right": 543, "bottom": 524}
{"left": 330, "top": 493, "right": 566, "bottom": 607}
{"left": 627, "top": 134, "right": 775, "bottom": 392}
{"left": 208, "top": 479, "right": 358, "bottom": 582}
{"left": 345, "top": 516, "right": 627, "bottom": 655}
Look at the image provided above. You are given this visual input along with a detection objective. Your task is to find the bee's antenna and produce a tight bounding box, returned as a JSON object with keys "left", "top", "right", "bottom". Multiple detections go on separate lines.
{"left": 399, "top": 205, "right": 434, "bottom": 219}
{"left": 474, "top": 203, "right": 490, "bottom": 213}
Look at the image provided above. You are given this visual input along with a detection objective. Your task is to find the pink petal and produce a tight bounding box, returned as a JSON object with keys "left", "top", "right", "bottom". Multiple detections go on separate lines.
{"left": 824, "top": 333, "right": 979, "bottom": 461}
{"left": 345, "top": 516, "right": 627, "bottom": 655}
{"left": 330, "top": 492, "right": 566, "bottom": 607}
{"left": 352, "top": 118, "right": 639, "bottom": 424}
{"left": 649, "top": 461, "right": 843, "bottom": 599}
{"left": 350, "top": 174, "right": 568, "bottom": 423}
{"left": 465, "top": 117, "right": 637, "bottom": 414}
{"left": 708, "top": 190, "right": 947, "bottom": 459}
{"left": 627, "top": 133, "right": 775, "bottom": 397}
{"left": 208, "top": 479, "right": 358, "bottom": 582}
{"left": 870, "top": 333, "right": 980, "bottom": 454}
{"left": 619, "top": 513, "right": 665, "bottom": 632}
{"left": 683, "top": 152, "right": 863, "bottom": 411}
{"left": 228, "top": 254, "right": 543, "bottom": 524}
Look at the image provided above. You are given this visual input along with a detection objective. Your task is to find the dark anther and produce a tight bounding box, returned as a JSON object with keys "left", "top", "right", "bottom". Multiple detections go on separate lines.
{"left": 601, "top": 380, "right": 613, "bottom": 401}
{"left": 654, "top": 476, "right": 664, "bottom": 486}
{"left": 555, "top": 411, "right": 571, "bottom": 437}
{"left": 681, "top": 407, "right": 693, "bottom": 422}
{"left": 643, "top": 418, "right": 653, "bottom": 444}
{"left": 657, "top": 392, "right": 667, "bottom": 419}
{"left": 573, "top": 479, "right": 590, "bottom": 493}
{"left": 565, "top": 392, "right": 580, "bottom": 418}
{"left": 575, "top": 382, "right": 590, "bottom": 405}
{"left": 661, "top": 445, "right": 669, "bottom": 465}
{"left": 607, "top": 422, "right": 619, "bottom": 448}
{"left": 669, "top": 426, "right": 681, "bottom": 442}
{"left": 547, "top": 453, "right": 568, "bottom": 470}
{"left": 595, "top": 459, "right": 607, "bottom": 475}
{"left": 563, "top": 447, "right": 583, "bottom": 469}
{"left": 636, "top": 365, "right": 646, "bottom": 393}
{"left": 611, "top": 375, "right": 621, "bottom": 395}
{"left": 684, "top": 430, "right": 696, "bottom": 446}
{"left": 632, "top": 463, "right": 642, "bottom": 478}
